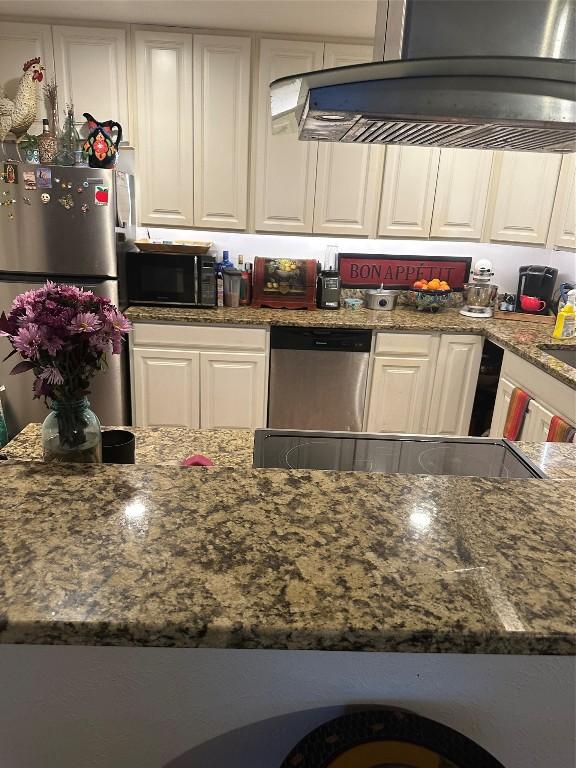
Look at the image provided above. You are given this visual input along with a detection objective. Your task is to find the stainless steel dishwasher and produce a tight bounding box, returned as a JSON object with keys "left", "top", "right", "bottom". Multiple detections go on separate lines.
{"left": 268, "top": 326, "right": 372, "bottom": 431}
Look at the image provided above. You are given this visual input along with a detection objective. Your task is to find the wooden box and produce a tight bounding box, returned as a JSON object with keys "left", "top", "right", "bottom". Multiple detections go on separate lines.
{"left": 252, "top": 257, "right": 317, "bottom": 310}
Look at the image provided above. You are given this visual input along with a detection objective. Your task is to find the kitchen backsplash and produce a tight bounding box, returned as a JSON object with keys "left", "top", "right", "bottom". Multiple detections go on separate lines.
{"left": 137, "top": 227, "right": 575, "bottom": 293}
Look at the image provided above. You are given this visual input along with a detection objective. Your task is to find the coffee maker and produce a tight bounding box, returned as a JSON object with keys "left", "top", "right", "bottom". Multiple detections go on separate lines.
{"left": 316, "top": 268, "right": 342, "bottom": 309}
{"left": 516, "top": 265, "right": 558, "bottom": 315}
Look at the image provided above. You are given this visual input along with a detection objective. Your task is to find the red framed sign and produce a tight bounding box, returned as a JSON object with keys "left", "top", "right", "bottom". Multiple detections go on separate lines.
{"left": 338, "top": 254, "right": 472, "bottom": 290}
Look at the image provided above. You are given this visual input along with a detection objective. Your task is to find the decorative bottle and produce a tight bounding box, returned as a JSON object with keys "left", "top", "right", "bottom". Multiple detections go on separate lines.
{"left": 57, "top": 107, "right": 80, "bottom": 166}
{"left": 37, "top": 118, "right": 58, "bottom": 164}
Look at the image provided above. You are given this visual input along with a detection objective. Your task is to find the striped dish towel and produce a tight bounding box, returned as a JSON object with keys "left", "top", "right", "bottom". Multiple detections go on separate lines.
{"left": 546, "top": 415, "right": 576, "bottom": 443}
{"left": 503, "top": 387, "right": 531, "bottom": 440}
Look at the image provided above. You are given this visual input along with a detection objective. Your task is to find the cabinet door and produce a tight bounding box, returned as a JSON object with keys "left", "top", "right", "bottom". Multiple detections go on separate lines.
{"left": 366, "top": 355, "right": 437, "bottom": 433}
{"left": 254, "top": 39, "right": 324, "bottom": 232}
{"left": 193, "top": 35, "right": 251, "bottom": 230}
{"left": 312, "top": 44, "right": 384, "bottom": 236}
{"left": 378, "top": 146, "right": 440, "bottom": 237}
{"left": 0, "top": 21, "right": 55, "bottom": 135}
{"left": 548, "top": 154, "right": 576, "bottom": 250}
{"left": 134, "top": 30, "right": 193, "bottom": 226}
{"left": 487, "top": 151, "right": 562, "bottom": 244}
{"left": 489, "top": 376, "right": 516, "bottom": 438}
{"left": 53, "top": 25, "right": 129, "bottom": 140}
{"left": 427, "top": 335, "right": 483, "bottom": 436}
{"left": 200, "top": 352, "right": 267, "bottom": 429}
{"left": 430, "top": 149, "right": 493, "bottom": 240}
{"left": 132, "top": 348, "right": 200, "bottom": 427}
{"left": 522, "top": 400, "right": 556, "bottom": 442}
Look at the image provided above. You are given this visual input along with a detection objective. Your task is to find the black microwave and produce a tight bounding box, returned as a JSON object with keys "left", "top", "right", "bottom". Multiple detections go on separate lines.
{"left": 123, "top": 250, "right": 217, "bottom": 308}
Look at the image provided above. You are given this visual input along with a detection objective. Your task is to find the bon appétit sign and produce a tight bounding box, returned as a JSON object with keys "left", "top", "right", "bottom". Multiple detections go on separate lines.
{"left": 338, "top": 254, "right": 472, "bottom": 290}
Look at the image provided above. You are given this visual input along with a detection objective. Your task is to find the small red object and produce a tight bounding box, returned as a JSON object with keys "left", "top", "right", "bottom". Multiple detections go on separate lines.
{"left": 180, "top": 454, "right": 215, "bottom": 467}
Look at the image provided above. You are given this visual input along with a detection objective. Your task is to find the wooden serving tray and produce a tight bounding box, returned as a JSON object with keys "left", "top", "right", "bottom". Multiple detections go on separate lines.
{"left": 135, "top": 240, "right": 212, "bottom": 255}
{"left": 493, "top": 309, "right": 555, "bottom": 325}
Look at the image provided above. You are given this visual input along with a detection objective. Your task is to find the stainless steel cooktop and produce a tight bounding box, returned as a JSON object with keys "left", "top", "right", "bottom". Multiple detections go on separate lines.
{"left": 253, "top": 431, "right": 545, "bottom": 479}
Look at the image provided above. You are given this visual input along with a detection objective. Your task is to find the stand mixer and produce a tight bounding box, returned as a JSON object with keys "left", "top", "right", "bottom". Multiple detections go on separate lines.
{"left": 460, "top": 259, "right": 498, "bottom": 318}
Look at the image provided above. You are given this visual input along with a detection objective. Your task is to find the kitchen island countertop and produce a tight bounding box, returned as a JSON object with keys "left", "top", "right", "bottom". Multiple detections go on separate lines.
{"left": 1, "top": 427, "right": 575, "bottom": 655}
{"left": 4, "top": 423, "right": 576, "bottom": 479}
{"left": 125, "top": 305, "right": 576, "bottom": 390}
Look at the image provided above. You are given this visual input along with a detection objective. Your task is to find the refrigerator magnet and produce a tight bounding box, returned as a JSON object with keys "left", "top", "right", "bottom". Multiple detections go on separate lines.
{"left": 40, "top": 193, "right": 50, "bottom": 204}
{"left": 58, "top": 194, "right": 74, "bottom": 210}
{"left": 81, "top": 202, "right": 89, "bottom": 214}
{"left": 36, "top": 168, "right": 52, "bottom": 189}
{"left": 94, "top": 186, "right": 109, "bottom": 206}
{"left": 23, "top": 171, "right": 36, "bottom": 190}
{"left": 3, "top": 163, "right": 18, "bottom": 184}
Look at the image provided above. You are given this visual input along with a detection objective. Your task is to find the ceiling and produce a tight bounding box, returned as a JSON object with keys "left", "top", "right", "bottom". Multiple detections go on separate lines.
{"left": 0, "top": 0, "right": 378, "bottom": 39}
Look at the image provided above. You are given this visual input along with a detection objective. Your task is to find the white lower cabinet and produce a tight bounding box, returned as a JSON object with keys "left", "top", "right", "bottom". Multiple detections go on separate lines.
{"left": 365, "top": 334, "right": 439, "bottom": 433}
{"left": 427, "top": 335, "right": 483, "bottom": 435}
{"left": 131, "top": 324, "right": 268, "bottom": 429}
{"left": 491, "top": 378, "right": 555, "bottom": 442}
{"left": 489, "top": 376, "right": 515, "bottom": 438}
{"left": 200, "top": 352, "right": 267, "bottom": 428}
{"left": 522, "top": 400, "right": 556, "bottom": 442}
{"left": 366, "top": 333, "right": 482, "bottom": 435}
{"left": 490, "top": 350, "right": 576, "bottom": 439}
{"left": 133, "top": 348, "right": 200, "bottom": 428}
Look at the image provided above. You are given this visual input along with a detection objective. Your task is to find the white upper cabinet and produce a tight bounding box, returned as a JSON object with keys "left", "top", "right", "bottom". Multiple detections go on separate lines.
{"left": 548, "top": 153, "right": 576, "bottom": 250}
{"left": 0, "top": 21, "right": 55, "bottom": 134}
{"left": 430, "top": 149, "right": 493, "bottom": 240}
{"left": 193, "top": 35, "right": 251, "bottom": 230}
{"left": 134, "top": 30, "right": 194, "bottom": 226}
{"left": 487, "top": 151, "right": 562, "bottom": 244}
{"left": 313, "top": 43, "right": 383, "bottom": 236}
{"left": 427, "top": 335, "right": 483, "bottom": 436}
{"left": 378, "top": 146, "right": 440, "bottom": 237}
{"left": 254, "top": 39, "right": 324, "bottom": 232}
{"left": 52, "top": 25, "right": 129, "bottom": 140}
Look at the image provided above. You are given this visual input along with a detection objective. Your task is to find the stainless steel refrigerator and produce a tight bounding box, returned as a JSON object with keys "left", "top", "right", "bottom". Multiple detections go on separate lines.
{"left": 0, "top": 163, "right": 133, "bottom": 438}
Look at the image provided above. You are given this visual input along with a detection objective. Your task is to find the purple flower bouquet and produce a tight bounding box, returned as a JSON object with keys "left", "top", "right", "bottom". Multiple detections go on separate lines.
{"left": 1, "top": 282, "right": 131, "bottom": 457}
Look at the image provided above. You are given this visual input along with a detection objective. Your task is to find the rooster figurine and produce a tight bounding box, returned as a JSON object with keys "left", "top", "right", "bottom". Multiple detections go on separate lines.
{"left": 0, "top": 57, "right": 45, "bottom": 156}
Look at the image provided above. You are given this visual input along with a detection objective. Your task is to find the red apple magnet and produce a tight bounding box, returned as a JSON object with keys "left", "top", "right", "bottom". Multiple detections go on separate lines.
{"left": 94, "top": 186, "right": 109, "bottom": 206}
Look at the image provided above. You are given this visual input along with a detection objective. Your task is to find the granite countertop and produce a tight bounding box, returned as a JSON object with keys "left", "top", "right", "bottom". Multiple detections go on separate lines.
{"left": 4, "top": 424, "right": 576, "bottom": 480}
{"left": 124, "top": 305, "right": 576, "bottom": 390}
{"left": 3, "top": 424, "right": 254, "bottom": 467}
{"left": 1, "top": 459, "right": 574, "bottom": 654}
{"left": 1, "top": 427, "right": 575, "bottom": 654}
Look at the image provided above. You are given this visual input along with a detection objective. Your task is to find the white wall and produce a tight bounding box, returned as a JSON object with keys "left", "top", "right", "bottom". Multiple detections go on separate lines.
{"left": 139, "top": 227, "right": 576, "bottom": 293}
{"left": 0, "top": 645, "right": 573, "bottom": 768}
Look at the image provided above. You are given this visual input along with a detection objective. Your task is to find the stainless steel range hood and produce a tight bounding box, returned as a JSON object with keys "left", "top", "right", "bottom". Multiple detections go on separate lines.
{"left": 270, "top": 0, "right": 576, "bottom": 152}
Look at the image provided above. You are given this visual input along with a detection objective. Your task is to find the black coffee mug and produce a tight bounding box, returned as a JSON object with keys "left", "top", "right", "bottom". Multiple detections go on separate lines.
{"left": 101, "top": 429, "right": 135, "bottom": 464}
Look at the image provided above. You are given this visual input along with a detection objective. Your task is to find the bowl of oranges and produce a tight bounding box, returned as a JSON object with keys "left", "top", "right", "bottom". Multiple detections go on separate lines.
{"left": 411, "top": 278, "right": 451, "bottom": 312}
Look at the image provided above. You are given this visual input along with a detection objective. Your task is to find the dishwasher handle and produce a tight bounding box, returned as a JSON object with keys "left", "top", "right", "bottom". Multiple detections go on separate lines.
{"left": 270, "top": 326, "right": 372, "bottom": 352}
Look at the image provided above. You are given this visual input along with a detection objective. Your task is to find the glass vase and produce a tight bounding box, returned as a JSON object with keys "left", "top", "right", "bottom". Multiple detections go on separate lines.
{"left": 42, "top": 398, "right": 102, "bottom": 464}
